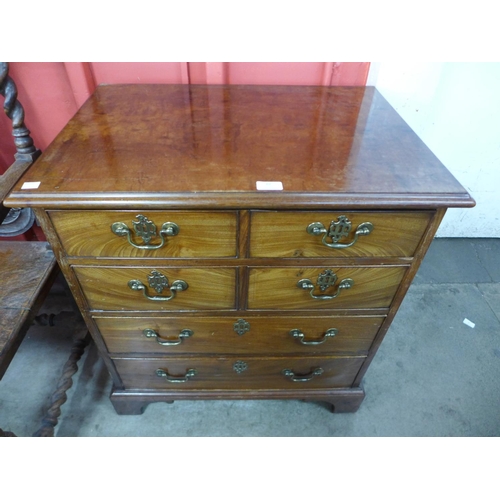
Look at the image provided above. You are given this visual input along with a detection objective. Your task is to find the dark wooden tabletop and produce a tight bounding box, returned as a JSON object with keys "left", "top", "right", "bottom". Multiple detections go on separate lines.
{"left": 6, "top": 85, "right": 474, "bottom": 210}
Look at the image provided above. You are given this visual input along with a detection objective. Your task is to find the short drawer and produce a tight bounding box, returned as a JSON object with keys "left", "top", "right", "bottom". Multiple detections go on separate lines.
{"left": 49, "top": 210, "right": 238, "bottom": 258}
{"left": 95, "top": 315, "right": 384, "bottom": 356}
{"left": 249, "top": 211, "right": 432, "bottom": 258}
{"left": 113, "top": 356, "right": 365, "bottom": 390}
{"left": 247, "top": 266, "right": 407, "bottom": 310}
{"left": 73, "top": 266, "right": 237, "bottom": 311}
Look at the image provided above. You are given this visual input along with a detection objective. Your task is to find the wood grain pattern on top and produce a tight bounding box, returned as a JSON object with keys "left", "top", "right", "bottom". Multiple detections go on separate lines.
{"left": 5, "top": 85, "right": 474, "bottom": 210}
{"left": 0, "top": 241, "right": 57, "bottom": 378}
{"left": 0, "top": 241, "right": 56, "bottom": 310}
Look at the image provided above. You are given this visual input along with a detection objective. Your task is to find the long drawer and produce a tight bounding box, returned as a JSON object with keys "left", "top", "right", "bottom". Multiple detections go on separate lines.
{"left": 95, "top": 315, "right": 385, "bottom": 356}
{"left": 113, "top": 356, "right": 366, "bottom": 390}
{"left": 49, "top": 210, "right": 238, "bottom": 258}
{"left": 247, "top": 266, "right": 407, "bottom": 310}
{"left": 249, "top": 211, "right": 432, "bottom": 258}
{"left": 73, "top": 266, "right": 237, "bottom": 311}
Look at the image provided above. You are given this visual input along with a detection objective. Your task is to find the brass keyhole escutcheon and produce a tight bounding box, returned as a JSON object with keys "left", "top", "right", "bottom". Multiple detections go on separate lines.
{"left": 233, "top": 319, "right": 250, "bottom": 336}
{"left": 233, "top": 361, "right": 248, "bottom": 374}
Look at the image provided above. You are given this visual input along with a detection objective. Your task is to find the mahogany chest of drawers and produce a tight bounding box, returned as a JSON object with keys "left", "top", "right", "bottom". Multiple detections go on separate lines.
{"left": 6, "top": 84, "right": 474, "bottom": 415}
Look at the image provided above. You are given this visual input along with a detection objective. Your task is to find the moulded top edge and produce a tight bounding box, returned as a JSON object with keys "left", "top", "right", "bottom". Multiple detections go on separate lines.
{"left": 5, "top": 190, "right": 476, "bottom": 210}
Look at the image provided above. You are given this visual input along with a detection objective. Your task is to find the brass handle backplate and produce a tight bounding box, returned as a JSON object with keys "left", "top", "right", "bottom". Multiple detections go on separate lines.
{"left": 289, "top": 328, "right": 338, "bottom": 345}
{"left": 143, "top": 328, "right": 193, "bottom": 346}
{"left": 156, "top": 368, "right": 197, "bottom": 383}
{"left": 307, "top": 215, "right": 373, "bottom": 249}
{"left": 282, "top": 367, "right": 324, "bottom": 382}
{"left": 128, "top": 270, "right": 188, "bottom": 301}
{"left": 111, "top": 214, "right": 179, "bottom": 250}
{"left": 297, "top": 269, "right": 353, "bottom": 300}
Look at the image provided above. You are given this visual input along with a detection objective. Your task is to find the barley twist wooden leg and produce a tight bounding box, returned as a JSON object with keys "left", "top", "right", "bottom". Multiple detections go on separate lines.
{"left": 32, "top": 333, "right": 91, "bottom": 437}
{"left": 0, "top": 62, "right": 38, "bottom": 157}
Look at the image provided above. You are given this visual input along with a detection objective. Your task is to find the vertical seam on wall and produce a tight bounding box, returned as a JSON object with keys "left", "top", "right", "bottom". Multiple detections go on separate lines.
{"left": 322, "top": 62, "right": 335, "bottom": 86}
{"left": 86, "top": 63, "right": 97, "bottom": 89}
{"left": 63, "top": 62, "right": 97, "bottom": 109}
{"left": 330, "top": 62, "right": 342, "bottom": 85}
{"left": 181, "top": 62, "right": 190, "bottom": 84}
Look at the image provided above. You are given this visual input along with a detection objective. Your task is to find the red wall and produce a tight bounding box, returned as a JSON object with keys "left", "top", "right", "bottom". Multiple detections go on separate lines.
{"left": 1, "top": 62, "right": 370, "bottom": 239}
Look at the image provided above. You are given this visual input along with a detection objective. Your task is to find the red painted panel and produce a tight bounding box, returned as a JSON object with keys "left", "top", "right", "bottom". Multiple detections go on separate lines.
{"left": 0, "top": 62, "right": 77, "bottom": 171}
{"left": 90, "top": 62, "right": 189, "bottom": 85}
{"left": 1, "top": 63, "right": 77, "bottom": 240}
{"left": 188, "top": 62, "right": 370, "bottom": 86}
{"left": 10, "top": 63, "right": 77, "bottom": 151}
{"left": 188, "top": 62, "right": 229, "bottom": 84}
{"left": 227, "top": 62, "right": 327, "bottom": 85}
{"left": 330, "top": 62, "right": 371, "bottom": 86}
{"left": 0, "top": 113, "right": 16, "bottom": 173}
{"left": 64, "top": 62, "right": 97, "bottom": 108}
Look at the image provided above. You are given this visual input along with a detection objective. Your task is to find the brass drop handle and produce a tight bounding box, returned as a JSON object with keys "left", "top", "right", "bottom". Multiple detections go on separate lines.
{"left": 282, "top": 367, "right": 324, "bottom": 382}
{"left": 156, "top": 368, "right": 197, "bottom": 383}
{"left": 297, "top": 269, "right": 353, "bottom": 300}
{"left": 289, "top": 328, "right": 337, "bottom": 345}
{"left": 143, "top": 328, "right": 193, "bottom": 346}
{"left": 128, "top": 270, "right": 188, "bottom": 301}
{"left": 307, "top": 215, "right": 373, "bottom": 249}
{"left": 111, "top": 214, "right": 179, "bottom": 250}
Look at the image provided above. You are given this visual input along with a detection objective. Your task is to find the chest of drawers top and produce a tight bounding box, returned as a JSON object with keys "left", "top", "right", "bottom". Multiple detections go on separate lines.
{"left": 6, "top": 85, "right": 474, "bottom": 211}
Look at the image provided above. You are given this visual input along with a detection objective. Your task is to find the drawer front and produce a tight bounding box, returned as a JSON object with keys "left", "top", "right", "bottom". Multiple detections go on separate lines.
{"left": 113, "top": 356, "right": 365, "bottom": 390}
{"left": 49, "top": 210, "right": 238, "bottom": 258}
{"left": 247, "top": 266, "right": 407, "bottom": 310}
{"left": 95, "top": 315, "right": 384, "bottom": 356}
{"left": 73, "top": 266, "right": 237, "bottom": 311}
{"left": 250, "top": 211, "right": 432, "bottom": 258}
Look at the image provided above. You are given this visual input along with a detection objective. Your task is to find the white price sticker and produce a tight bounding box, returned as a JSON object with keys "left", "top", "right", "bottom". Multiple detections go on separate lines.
{"left": 256, "top": 181, "right": 283, "bottom": 191}
{"left": 21, "top": 181, "right": 41, "bottom": 189}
